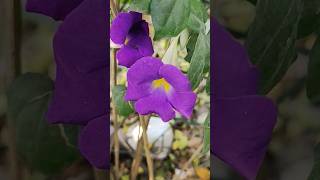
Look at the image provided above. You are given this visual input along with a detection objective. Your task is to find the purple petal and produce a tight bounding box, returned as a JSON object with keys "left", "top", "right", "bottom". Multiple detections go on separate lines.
{"left": 127, "top": 33, "right": 154, "bottom": 57}
{"left": 167, "top": 91, "right": 196, "bottom": 118}
{"left": 26, "top": 0, "right": 84, "bottom": 21}
{"left": 46, "top": 60, "right": 107, "bottom": 125}
{"left": 125, "top": 81, "right": 151, "bottom": 101}
{"left": 213, "top": 18, "right": 259, "bottom": 98}
{"left": 79, "top": 115, "right": 108, "bottom": 169}
{"left": 127, "top": 57, "right": 163, "bottom": 85}
{"left": 159, "top": 65, "right": 192, "bottom": 92}
{"left": 116, "top": 45, "right": 142, "bottom": 67}
{"left": 110, "top": 12, "right": 142, "bottom": 45}
{"left": 53, "top": 0, "right": 107, "bottom": 75}
{"left": 212, "top": 96, "right": 277, "bottom": 179}
{"left": 128, "top": 20, "right": 150, "bottom": 38}
{"left": 116, "top": 34, "right": 153, "bottom": 68}
{"left": 135, "top": 90, "right": 175, "bottom": 122}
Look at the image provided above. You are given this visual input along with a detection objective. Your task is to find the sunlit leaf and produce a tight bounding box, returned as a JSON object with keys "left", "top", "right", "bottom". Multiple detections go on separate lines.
{"left": 188, "top": 31, "right": 210, "bottom": 89}
{"left": 172, "top": 130, "right": 188, "bottom": 150}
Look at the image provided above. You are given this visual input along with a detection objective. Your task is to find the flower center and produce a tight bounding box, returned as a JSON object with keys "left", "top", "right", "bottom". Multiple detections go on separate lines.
{"left": 152, "top": 78, "right": 171, "bottom": 92}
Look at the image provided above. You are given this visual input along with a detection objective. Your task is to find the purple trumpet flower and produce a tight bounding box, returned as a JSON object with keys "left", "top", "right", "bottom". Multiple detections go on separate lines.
{"left": 125, "top": 57, "right": 197, "bottom": 122}
{"left": 26, "top": 0, "right": 108, "bottom": 169}
{"left": 212, "top": 18, "right": 277, "bottom": 179}
{"left": 110, "top": 12, "right": 154, "bottom": 67}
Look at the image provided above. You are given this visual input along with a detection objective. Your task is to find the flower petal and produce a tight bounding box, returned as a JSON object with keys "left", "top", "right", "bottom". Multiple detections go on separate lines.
{"left": 116, "top": 45, "right": 142, "bottom": 67}
{"left": 110, "top": 12, "right": 142, "bottom": 45}
{"left": 127, "top": 33, "right": 154, "bottom": 57}
{"left": 135, "top": 90, "right": 175, "bottom": 122}
{"left": 26, "top": 0, "right": 84, "bottom": 20}
{"left": 46, "top": 60, "right": 107, "bottom": 125}
{"left": 127, "top": 57, "right": 163, "bottom": 85}
{"left": 168, "top": 91, "right": 196, "bottom": 118}
{"left": 128, "top": 20, "right": 150, "bottom": 39}
{"left": 125, "top": 81, "right": 151, "bottom": 101}
{"left": 159, "top": 64, "right": 192, "bottom": 92}
{"left": 116, "top": 34, "right": 153, "bottom": 68}
{"left": 53, "top": 0, "right": 107, "bottom": 75}
{"left": 213, "top": 18, "right": 258, "bottom": 98}
{"left": 79, "top": 115, "right": 108, "bottom": 169}
{"left": 212, "top": 96, "right": 277, "bottom": 179}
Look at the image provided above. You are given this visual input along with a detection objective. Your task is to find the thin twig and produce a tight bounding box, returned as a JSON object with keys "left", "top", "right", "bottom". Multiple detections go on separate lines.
{"left": 130, "top": 115, "right": 150, "bottom": 179}
{"left": 111, "top": 49, "right": 120, "bottom": 179}
{"left": 4, "top": 0, "right": 22, "bottom": 179}
{"left": 130, "top": 138, "right": 143, "bottom": 180}
{"left": 139, "top": 116, "right": 154, "bottom": 180}
{"left": 182, "top": 144, "right": 204, "bottom": 170}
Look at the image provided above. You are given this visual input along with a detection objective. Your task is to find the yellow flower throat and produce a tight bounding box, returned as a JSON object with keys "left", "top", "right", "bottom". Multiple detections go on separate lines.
{"left": 152, "top": 78, "right": 171, "bottom": 92}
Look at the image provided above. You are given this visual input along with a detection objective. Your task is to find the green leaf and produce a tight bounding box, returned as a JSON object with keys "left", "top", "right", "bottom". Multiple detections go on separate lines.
{"left": 130, "top": 0, "right": 151, "bottom": 13}
{"left": 297, "top": 0, "right": 320, "bottom": 38}
{"left": 151, "top": 0, "right": 191, "bottom": 39}
{"left": 112, "top": 85, "right": 134, "bottom": 117}
{"left": 7, "top": 73, "right": 80, "bottom": 174}
{"left": 187, "top": 0, "right": 208, "bottom": 32}
{"left": 185, "top": 32, "right": 198, "bottom": 62}
{"left": 7, "top": 73, "right": 53, "bottom": 121}
{"left": 308, "top": 143, "right": 320, "bottom": 180}
{"left": 205, "top": 77, "right": 210, "bottom": 95}
{"left": 187, "top": 31, "right": 210, "bottom": 90}
{"left": 246, "top": 0, "right": 302, "bottom": 94}
{"left": 202, "top": 113, "right": 210, "bottom": 153}
{"left": 307, "top": 37, "right": 320, "bottom": 104}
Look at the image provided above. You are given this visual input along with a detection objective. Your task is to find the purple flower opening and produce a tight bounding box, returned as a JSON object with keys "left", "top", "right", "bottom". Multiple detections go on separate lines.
{"left": 125, "top": 57, "right": 197, "bottom": 122}
{"left": 110, "top": 12, "right": 154, "bottom": 67}
{"left": 26, "top": 0, "right": 108, "bottom": 170}
{"left": 212, "top": 18, "right": 277, "bottom": 180}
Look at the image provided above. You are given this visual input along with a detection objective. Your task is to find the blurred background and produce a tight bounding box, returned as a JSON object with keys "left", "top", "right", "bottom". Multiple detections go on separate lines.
{"left": 213, "top": 0, "right": 320, "bottom": 180}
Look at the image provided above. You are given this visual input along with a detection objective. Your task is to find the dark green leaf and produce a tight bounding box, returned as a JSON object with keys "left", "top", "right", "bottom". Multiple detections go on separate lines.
{"left": 7, "top": 73, "right": 53, "bottom": 121}
{"left": 185, "top": 32, "right": 198, "bottom": 62}
{"left": 308, "top": 143, "right": 320, "bottom": 180}
{"left": 7, "top": 73, "right": 80, "bottom": 174}
{"left": 202, "top": 113, "right": 210, "bottom": 153}
{"left": 112, "top": 85, "right": 134, "bottom": 117}
{"left": 205, "top": 77, "right": 210, "bottom": 94}
{"left": 151, "top": 0, "right": 191, "bottom": 39}
{"left": 297, "top": 0, "right": 320, "bottom": 38}
{"left": 130, "top": 0, "right": 151, "bottom": 13}
{"left": 187, "top": 31, "right": 210, "bottom": 89}
{"left": 246, "top": 0, "right": 302, "bottom": 94}
{"left": 307, "top": 37, "right": 320, "bottom": 104}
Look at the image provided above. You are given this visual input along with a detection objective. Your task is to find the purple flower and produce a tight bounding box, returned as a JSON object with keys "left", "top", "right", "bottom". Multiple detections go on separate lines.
{"left": 125, "top": 57, "right": 197, "bottom": 122}
{"left": 26, "top": 0, "right": 108, "bottom": 169}
{"left": 110, "top": 12, "right": 154, "bottom": 67}
{"left": 212, "top": 18, "right": 277, "bottom": 179}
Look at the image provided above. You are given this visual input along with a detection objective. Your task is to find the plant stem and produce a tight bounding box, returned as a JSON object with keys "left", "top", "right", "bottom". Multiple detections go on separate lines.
{"left": 3, "top": 0, "right": 22, "bottom": 179}
{"left": 111, "top": 49, "right": 120, "bottom": 179}
{"left": 139, "top": 116, "right": 154, "bottom": 180}
{"left": 131, "top": 115, "right": 150, "bottom": 180}
{"left": 130, "top": 137, "right": 143, "bottom": 180}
